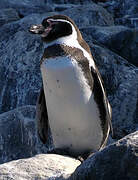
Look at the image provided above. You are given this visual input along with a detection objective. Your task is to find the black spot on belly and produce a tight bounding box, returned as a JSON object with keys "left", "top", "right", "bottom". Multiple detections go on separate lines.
{"left": 68, "top": 128, "right": 71, "bottom": 131}
{"left": 49, "top": 89, "right": 52, "bottom": 93}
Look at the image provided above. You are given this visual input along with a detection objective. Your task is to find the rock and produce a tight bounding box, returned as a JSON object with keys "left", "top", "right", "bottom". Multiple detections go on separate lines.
{"left": 0, "top": 105, "right": 51, "bottom": 164}
{"left": 62, "top": 4, "right": 114, "bottom": 28}
{"left": 69, "top": 131, "right": 138, "bottom": 180}
{"left": 102, "top": 0, "right": 138, "bottom": 28}
{"left": 54, "top": 4, "right": 77, "bottom": 12}
{"left": 103, "top": 0, "right": 138, "bottom": 18}
{"left": 0, "top": 8, "right": 20, "bottom": 26}
{"left": 81, "top": 26, "right": 138, "bottom": 66}
{"left": 0, "top": 0, "right": 53, "bottom": 17}
{"left": 46, "top": 0, "right": 92, "bottom": 4}
{"left": 116, "top": 14, "right": 138, "bottom": 28}
{"left": 0, "top": 154, "right": 81, "bottom": 180}
{"left": 0, "top": 14, "right": 42, "bottom": 114}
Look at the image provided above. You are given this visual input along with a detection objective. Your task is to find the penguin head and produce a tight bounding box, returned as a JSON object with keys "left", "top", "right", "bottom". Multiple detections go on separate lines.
{"left": 29, "top": 15, "right": 82, "bottom": 43}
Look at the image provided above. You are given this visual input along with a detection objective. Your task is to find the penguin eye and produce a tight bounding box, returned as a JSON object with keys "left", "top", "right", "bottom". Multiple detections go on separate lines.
{"left": 42, "top": 19, "right": 49, "bottom": 28}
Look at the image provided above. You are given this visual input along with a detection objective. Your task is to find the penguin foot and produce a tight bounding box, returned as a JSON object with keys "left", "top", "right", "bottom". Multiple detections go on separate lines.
{"left": 77, "top": 150, "right": 97, "bottom": 162}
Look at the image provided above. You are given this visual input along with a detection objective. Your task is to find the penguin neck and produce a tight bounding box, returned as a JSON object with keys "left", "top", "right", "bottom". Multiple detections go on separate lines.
{"left": 44, "top": 38, "right": 96, "bottom": 69}
{"left": 43, "top": 34, "right": 96, "bottom": 70}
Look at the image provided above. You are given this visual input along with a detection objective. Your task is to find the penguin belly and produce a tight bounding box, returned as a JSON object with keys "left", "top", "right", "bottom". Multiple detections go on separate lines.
{"left": 41, "top": 56, "right": 103, "bottom": 155}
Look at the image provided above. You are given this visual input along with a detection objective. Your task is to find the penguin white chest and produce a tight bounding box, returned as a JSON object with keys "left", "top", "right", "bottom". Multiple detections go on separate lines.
{"left": 41, "top": 56, "right": 103, "bottom": 155}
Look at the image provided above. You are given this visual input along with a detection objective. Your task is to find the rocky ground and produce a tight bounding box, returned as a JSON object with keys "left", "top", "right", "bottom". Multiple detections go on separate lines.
{"left": 0, "top": 0, "right": 138, "bottom": 179}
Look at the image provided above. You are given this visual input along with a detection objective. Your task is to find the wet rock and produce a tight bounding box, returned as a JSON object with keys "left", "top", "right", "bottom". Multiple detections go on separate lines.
{"left": 0, "top": 105, "right": 51, "bottom": 164}
{"left": 69, "top": 131, "right": 138, "bottom": 180}
{"left": 0, "top": 154, "right": 81, "bottom": 180}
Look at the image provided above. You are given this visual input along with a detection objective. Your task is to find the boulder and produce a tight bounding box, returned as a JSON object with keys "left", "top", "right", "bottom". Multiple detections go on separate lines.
{"left": 0, "top": 14, "right": 43, "bottom": 114}
{"left": 0, "top": 8, "right": 20, "bottom": 26}
{"left": 103, "top": 0, "right": 138, "bottom": 18}
{"left": 0, "top": 154, "right": 81, "bottom": 180}
{"left": 46, "top": 0, "right": 92, "bottom": 5}
{"left": 62, "top": 4, "right": 114, "bottom": 28}
{"left": 81, "top": 26, "right": 138, "bottom": 66}
{"left": 0, "top": 105, "right": 51, "bottom": 164}
{"left": 69, "top": 131, "right": 138, "bottom": 180}
{"left": 0, "top": 0, "right": 53, "bottom": 17}
{"left": 102, "top": 0, "right": 138, "bottom": 28}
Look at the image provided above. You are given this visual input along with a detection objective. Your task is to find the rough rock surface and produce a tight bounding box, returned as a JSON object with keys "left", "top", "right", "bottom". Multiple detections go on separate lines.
{"left": 102, "top": 0, "right": 138, "bottom": 28}
{"left": 0, "top": 132, "right": 137, "bottom": 180}
{"left": 81, "top": 26, "right": 138, "bottom": 66}
{"left": 0, "top": 0, "right": 53, "bottom": 17}
{"left": 69, "top": 131, "right": 138, "bottom": 180}
{"left": 62, "top": 4, "right": 114, "bottom": 28}
{"left": 0, "top": 106, "right": 51, "bottom": 164}
{"left": 0, "top": 154, "right": 81, "bottom": 180}
{"left": 0, "top": 8, "right": 20, "bottom": 26}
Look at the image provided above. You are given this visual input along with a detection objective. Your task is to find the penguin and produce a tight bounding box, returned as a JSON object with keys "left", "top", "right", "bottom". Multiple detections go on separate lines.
{"left": 29, "top": 15, "right": 112, "bottom": 160}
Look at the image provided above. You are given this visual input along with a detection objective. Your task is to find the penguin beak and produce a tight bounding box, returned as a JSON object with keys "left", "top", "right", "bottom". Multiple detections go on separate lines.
{"left": 29, "top": 24, "right": 52, "bottom": 38}
{"left": 29, "top": 24, "right": 45, "bottom": 34}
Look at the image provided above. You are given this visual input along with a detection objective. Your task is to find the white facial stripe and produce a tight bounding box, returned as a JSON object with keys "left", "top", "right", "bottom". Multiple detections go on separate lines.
{"left": 44, "top": 18, "right": 96, "bottom": 70}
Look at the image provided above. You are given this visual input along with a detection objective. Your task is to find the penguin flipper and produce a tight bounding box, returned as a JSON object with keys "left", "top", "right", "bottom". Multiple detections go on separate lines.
{"left": 90, "top": 66, "right": 113, "bottom": 141}
{"left": 36, "top": 87, "right": 49, "bottom": 144}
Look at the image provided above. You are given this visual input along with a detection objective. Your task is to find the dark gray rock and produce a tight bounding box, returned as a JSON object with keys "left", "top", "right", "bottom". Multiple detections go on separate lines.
{"left": 62, "top": 4, "right": 114, "bottom": 28}
{"left": 115, "top": 14, "right": 138, "bottom": 28}
{"left": 81, "top": 26, "right": 138, "bottom": 66}
{"left": 0, "top": 8, "right": 20, "bottom": 26}
{"left": 0, "top": 0, "right": 53, "bottom": 17}
{"left": 103, "top": 0, "right": 138, "bottom": 18}
{"left": 0, "top": 12, "right": 59, "bottom": 114}
{"left": 0, "top": 154, "right": 81, "bottom": 180}
{"left": 69, "top": 131, "right": 138, "bottom": 180}
{"left": 45, "top": 0, "right": 92, "bottom": 4}
{"left": 0, "top": 105, "right": 51, "bottom": 164}
{"left": 0, "top": 14, "right": 42, "bottom": 114}
{"left": 102, "top": 0, "right": 138, "bottom": 28}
